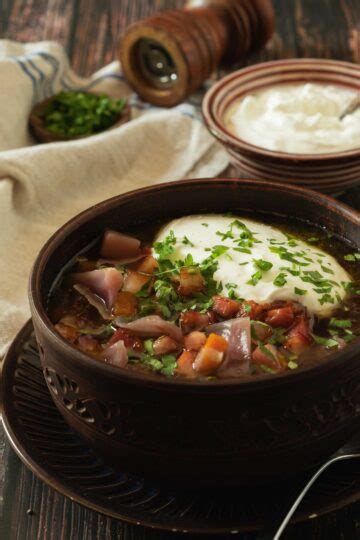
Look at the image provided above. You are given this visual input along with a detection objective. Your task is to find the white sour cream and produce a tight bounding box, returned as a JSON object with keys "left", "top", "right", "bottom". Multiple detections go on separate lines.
{"left": 226, "top": 83, "right": 360, "bottom": 154}
{"left": 155, "top": 215, "right": 352, "bottom": 316}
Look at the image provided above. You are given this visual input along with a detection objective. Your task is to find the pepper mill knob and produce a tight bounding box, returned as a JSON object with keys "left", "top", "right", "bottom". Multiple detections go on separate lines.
{"left": 119, "top": 0, "right": 275, "bottom": 107}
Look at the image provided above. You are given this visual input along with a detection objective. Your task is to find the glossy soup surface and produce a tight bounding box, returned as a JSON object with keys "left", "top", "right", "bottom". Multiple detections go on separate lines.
{"left": 49, "top": 214, "right": 360, "bottom": 380}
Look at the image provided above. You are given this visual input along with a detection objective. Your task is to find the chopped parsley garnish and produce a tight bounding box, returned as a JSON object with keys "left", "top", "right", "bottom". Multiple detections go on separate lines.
{"left": 294, "top": 287, "right": 307, "bottom": 296}
{"left": 344, "top": 253, "right": 360, "bottom": 262}
{"left": 253, "top": 259, "right": 273, "bottom": 272}
{"left": 247, "top": 270, "right": 263, "bottom": 286}
{"left": 182, "top": 236, "right": 194, "bottom": 247}
{"left": 329, "top": 318, "right": 352, "bottom": 329}
{"left": 273, "top": 273, "right": 287, "bottom": 287}
{"left": 312, "top": 334, "right": 339, "bottom": 349}
{"left": 40, "top": 91, "right": 126, "bottom": 137}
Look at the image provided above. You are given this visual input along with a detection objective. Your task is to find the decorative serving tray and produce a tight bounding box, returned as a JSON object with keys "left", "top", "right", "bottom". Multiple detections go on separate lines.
{"left": 1, "top": 320, "right": 359, "bottom": 535}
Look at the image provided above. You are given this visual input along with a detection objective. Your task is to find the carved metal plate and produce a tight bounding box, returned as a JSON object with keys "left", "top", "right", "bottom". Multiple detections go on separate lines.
{"left": 1, "top": 320, "right": 360, "bottom": 534}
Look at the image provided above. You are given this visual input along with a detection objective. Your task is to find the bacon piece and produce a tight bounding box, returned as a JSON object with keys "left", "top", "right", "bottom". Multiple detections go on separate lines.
{"left": 113, "top": 291, "right": 137, "bottom": 317}
{"left": 178, "top": 267, "right": 205, "bottom": 297}
{"left": 55, "top": 323, "right": 79, "bottom": 343}
{"left": 252, "top": 343, "right": 283, "bottom": 372}
{"left": 212, "top": 295, "right": 240, "bottom": 319}
{"left": 265, "top": 306, "right": 295, "bottom": 328}
{"left": 108, "top": 328, "right": 144, "bottom": 351}
{"left": 102, "top": 340, "right": 128, "bottom": 367}
{"left": 153, "top": 335, "right": 180, "bottom": 356}
{"left": 176, "top": 351, "right": 197, "bottom": 378}
{"left": 217, "top": 318, "right": 251, "bottom": 377}
{"left": 239, "top": 300, "right": 269, "bottom": 320}
{"left": 179, "top": 311, "right": 212, "bottom": 333}
{"left": 115, "top": 315, "right": 183, "bottom": 343}
{"left": 184, "top": 331, "right": 207, "bottom": 351}
{"left": 77, "top": 335, "right": 100, "bottom": 354}
{"left": 100, "top": 230, "right": 141, "bottom": 259}
{"left": 284, "top": 314, "right": 312, "bottom": 354}
{"left": 72, "top": 268, "right": 123, "bottom": 313}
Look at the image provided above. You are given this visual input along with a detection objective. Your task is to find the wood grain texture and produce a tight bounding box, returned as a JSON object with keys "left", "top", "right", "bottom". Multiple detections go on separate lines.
{"left": 0, "top": 0, "right": 360, "bottom": 538}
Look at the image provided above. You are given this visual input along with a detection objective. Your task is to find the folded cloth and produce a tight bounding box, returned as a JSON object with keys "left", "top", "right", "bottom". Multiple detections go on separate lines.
{"left": 0, "top": 40, "right": 229, "bottom": 356}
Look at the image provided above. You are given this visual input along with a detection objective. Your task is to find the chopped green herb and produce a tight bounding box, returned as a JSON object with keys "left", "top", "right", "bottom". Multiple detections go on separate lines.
{"left": 329, "top": 318, "right": 352, "bottom": 329}
{"left": 312, "top": 334, "right": 339, "bottom": 348}
{"left": 40, "top": 91, "right": 126, "bottom": 137}
{"left": 247, "top": 270, "right": 263, "bottom": 286}
{"left": 294, "top": 287, "right": 307, "bottom": 296}
{"left": 182, "top": 236, "right": 194, "bottom": 247}
{"left": 273, "top": 273, "right": 287, "bottom": 287}
{"left": 253, "top": 259, "right": 273, "bottom": 272}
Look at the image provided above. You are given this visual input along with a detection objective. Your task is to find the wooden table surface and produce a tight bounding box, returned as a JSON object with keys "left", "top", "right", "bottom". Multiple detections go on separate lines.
{"left": 1, "top": 1, "right": 360, "bottom": 538}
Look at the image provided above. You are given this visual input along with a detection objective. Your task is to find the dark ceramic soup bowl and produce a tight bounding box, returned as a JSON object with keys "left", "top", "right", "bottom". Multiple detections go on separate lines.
{"left": 29, "top": 179, "right": 360, "bottom": 485}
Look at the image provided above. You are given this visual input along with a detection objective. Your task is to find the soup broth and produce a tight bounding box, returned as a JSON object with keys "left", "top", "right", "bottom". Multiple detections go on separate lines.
{"left": 49, "top": 214, "right": 360, "bottom": 380}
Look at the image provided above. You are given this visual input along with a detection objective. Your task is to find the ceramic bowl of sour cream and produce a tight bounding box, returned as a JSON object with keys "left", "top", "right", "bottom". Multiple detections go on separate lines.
{"left": 202, "top": 59, "right": 360, "bottom": 193}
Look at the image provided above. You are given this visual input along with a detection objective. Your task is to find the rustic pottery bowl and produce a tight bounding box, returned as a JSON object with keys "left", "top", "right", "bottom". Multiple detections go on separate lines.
{"left": 29, "top": 92, "right": 130, "bottom": 144}
{"left": 202, "top": 59, "right": 360, "bottom": 194}
{"left": 29, "top": 179, "right": 360, "bottom": 486}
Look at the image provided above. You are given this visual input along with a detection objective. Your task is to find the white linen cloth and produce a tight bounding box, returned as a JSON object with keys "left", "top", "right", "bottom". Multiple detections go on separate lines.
{"left": 0, "top": 40, "right": 228, "bottom": 356}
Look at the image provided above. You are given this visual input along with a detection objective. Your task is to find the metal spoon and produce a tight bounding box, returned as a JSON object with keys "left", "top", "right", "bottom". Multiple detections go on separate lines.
{"left": 273, "top": 432, "right": 360, "bottom": 539}
{"left": 339, "top": 93, "right": 360, "bottom": 120}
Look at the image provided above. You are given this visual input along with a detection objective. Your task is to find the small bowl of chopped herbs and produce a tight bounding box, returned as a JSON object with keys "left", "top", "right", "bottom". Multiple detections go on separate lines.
{"left": 29, "top": 90, "right": 130, "bottom": 143}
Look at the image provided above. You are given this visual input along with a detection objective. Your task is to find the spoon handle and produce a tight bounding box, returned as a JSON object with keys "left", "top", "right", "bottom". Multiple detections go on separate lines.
{"left": 339, "top": 94, "right": 360, "bottom": 120}
{"left": 273, "top": 453, "right": 360, "bottom": 539}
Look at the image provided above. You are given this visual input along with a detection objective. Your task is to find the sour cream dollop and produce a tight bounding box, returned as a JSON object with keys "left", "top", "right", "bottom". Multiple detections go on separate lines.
{"left": 226, "top": 83, "right": 360, "bottom": 154}
{"left": 155, "top": 215, "right": 352, "bottom": 316}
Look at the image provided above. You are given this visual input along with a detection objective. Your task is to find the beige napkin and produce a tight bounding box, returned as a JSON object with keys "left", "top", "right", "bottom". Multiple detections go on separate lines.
{"left": 0, "top": 40, "right": 228, "bottom": 356}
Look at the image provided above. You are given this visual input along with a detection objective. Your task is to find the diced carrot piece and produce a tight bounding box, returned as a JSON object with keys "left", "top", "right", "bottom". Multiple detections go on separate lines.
{"left": 193, "top": 347, "right": 223, "bottom": 375}
{"left": 113, "top": 291, "right": 137, "bottom": 317}
{"left": 205, "top": 333, "right": 228, "bottom": 353}
{"left": 176, "top": 351, "right": 197, "bottom": 378}
{"left": 184, "top": 331, "right": 207, "bottom": 351}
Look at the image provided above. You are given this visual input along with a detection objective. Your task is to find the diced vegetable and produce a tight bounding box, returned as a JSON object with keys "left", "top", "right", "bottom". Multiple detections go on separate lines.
{"left": 217, "top": 318, "right": 251, "bottom": 377}
{"left": 123, "top": 270, "right": 152, "bottom": 294}
{"left": 102, "top": 340, "right": 128, "bottom": 367}
{"left": 72, "top": 268, "right": 123, "bottom": 312}
{"left": 153, "top": 335, "right": 180, "bottom": 356}
{"left": 113, "top": 291, "right": 137, "bottom": 317}
{"left": 100, "top": 230, "right": 141, "bottom": 259}
{"left": 55, "top": 323, "right": 79, "bottom": 343}
{"left": 176, "top": 351, "right": 197, "bottom": 378}
{"left": 135, "top": 255, "right": 158, "bottom": 274}
{"left": 193, "top": 333, "right": 228, "bottom": 375}
{"left": 116, "top": 315, "right": 183, "bottom": 343}
{"left": 184, "top": 331, "right": 207, "bottom": 351}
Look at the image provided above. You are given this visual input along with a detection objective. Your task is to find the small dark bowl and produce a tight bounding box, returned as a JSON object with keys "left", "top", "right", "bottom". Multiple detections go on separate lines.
{"left": 29, "top": 179, "right": 360, "bottom": 485}
{"left": 29, "top": 92, "right": 130, "bottom": 144}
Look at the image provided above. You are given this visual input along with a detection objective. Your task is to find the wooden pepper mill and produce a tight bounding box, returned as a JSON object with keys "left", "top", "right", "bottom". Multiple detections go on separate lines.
{"left": 119, "top": 0, "right": 275, "bottom": 107}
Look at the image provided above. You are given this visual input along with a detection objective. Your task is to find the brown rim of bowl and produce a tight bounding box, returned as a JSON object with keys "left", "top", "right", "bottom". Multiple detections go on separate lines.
{"left": 29, "top": 92, "right": 131, "bottom": 144}
{"left": 202, "top": 58, "right": 360, "bottom": 162}
{"left": 29, "top": 178, "right": 360, "bottom": 391}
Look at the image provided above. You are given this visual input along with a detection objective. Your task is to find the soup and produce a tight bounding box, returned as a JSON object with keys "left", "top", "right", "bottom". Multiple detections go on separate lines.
{"left": 49, "top": 214, "right": 360, "bottom": 380}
